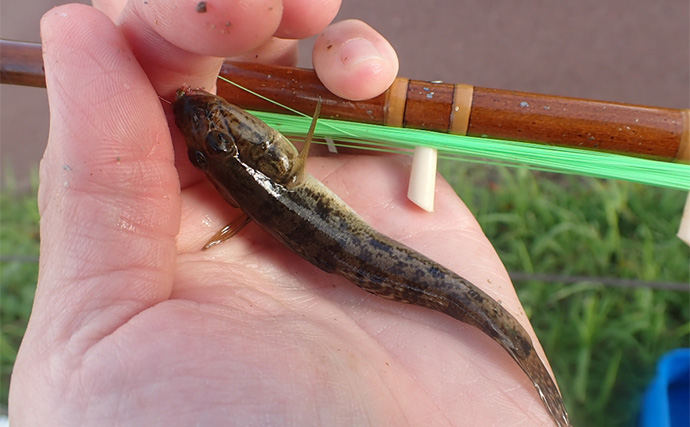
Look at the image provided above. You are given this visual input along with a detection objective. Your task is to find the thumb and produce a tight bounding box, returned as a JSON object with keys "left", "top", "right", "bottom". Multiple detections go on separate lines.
{"left": 31, "top": 4, "right": 179, "bottom": 351}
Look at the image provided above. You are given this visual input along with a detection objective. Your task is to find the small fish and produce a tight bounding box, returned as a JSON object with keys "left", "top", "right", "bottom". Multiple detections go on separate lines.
{"left": 172, "top": 87, "right": 571, "bottom": 427}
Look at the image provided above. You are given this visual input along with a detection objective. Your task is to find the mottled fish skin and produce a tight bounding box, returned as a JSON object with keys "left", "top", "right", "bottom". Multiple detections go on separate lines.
{"left": 172, "top": 88, "right": 571, "bottom": 427}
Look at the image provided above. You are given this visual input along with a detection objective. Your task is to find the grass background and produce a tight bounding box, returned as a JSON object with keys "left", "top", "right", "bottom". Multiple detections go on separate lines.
{"left": 1, "top": 163, "right": 689, "bottom": 425}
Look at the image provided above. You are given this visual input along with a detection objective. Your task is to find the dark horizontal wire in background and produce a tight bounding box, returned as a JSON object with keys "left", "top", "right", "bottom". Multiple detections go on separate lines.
{"left": 508, "top": 272, "right": 689, "bottom": 292}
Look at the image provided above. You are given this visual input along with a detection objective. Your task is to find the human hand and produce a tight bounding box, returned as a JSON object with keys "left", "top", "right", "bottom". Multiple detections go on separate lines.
{"left": 10, "top": 0, "right": 556, "bottom": 425}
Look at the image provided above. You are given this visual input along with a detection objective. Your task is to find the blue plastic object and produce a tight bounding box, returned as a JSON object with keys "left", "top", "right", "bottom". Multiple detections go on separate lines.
{"left": 640, "top": 348, "right": 690, "bottom": 427}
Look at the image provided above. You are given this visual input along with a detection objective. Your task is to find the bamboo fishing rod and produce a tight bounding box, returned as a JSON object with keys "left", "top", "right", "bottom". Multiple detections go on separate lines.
{"left": 2, "top": 38, "right": 688, "bottom": 162}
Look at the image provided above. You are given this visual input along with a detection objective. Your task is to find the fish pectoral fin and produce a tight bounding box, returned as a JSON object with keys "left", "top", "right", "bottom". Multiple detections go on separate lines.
{"left": 202, "top": 213, "right": 252, "bottom": 250}
{"left": 289, "top": 98, "right": 322, "bottom": 188}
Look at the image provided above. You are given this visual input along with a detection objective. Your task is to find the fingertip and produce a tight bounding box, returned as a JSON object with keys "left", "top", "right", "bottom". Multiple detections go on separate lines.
{"left": 312, "top": 19, "right": 399, "bottom": 101}
{"left": 125, "top": 0, "right": 283, "bottom": 58}
{"left": 113, "top": 0, "right": 284, "bottom": 97}
{"left": 91, "top": 0, "right": 127, "bottom": 21}
{"left": 274, "top": 0, "right": 341, "bottom": 39}
{"left": 40, "top": 2, "right": 177, "bottom": 211}
{"left": 230, "top": 37, "right": 299, "bottom": 66}
{"left": 40, "top": 3, "right": 94, "bottom": 42}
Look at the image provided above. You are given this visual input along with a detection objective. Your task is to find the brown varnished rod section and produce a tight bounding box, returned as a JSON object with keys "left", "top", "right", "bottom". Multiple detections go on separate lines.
{"left": 3, "top": 39, "right": 688, "bottom": 162}
{"left": 217, "top": 62, "right": 689, "bottom": 162}
{"left": 468, "top": 88, "right": 688, "bottom": 160}
{"left": 0, "top": 40, "right": 46, "bottom": 87}
{"left": 216, "top": 60, "right": 388, "bottom": 125}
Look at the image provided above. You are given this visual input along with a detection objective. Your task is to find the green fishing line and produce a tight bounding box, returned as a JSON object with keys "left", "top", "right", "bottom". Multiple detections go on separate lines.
{"left": 251, "top": 110, "right": 690, "bottom": 191}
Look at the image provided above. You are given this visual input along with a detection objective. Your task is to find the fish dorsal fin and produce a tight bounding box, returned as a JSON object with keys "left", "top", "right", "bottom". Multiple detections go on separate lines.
{"left": 289, "top": 99, "right": 322, "bottom": 188}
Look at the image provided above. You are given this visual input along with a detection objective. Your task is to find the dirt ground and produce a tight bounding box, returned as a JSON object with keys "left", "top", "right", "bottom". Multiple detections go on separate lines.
{"left": 1, "top": 0, "right": 688, "bottom": 190}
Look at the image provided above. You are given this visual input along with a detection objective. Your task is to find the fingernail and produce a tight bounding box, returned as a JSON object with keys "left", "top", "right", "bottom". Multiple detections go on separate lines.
{"left": 338, "top": 37, "right": 384, "bottom": 69}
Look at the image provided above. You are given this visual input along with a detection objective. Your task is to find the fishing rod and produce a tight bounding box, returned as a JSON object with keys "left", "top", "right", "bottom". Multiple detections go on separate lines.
{"left": 2, "top": 39, "right": 688, "bottom": 163}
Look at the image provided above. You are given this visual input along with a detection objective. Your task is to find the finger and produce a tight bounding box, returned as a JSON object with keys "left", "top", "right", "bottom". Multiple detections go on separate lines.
{"left": 32, "top": 4, "right": 180, "bottom": 347}
{"left": 125, "top": 0, "right": 282, "bottom": 58}
{"left": 115, "top": 0, "right": 283, "bottom": 97}
{"left": 313, "top": 19, "right": 399, "bottom": 101}
{"left": 114, "top": 0, "right": 285, "bottom": 186}
{"left": 230, "top": 37, "right": 299, "bottom": 66}
{"left": 91, "top": 0, "right": 127, "bottom": 21}
{"left": 274, "top": 0, "right": 341, "bottom": 39}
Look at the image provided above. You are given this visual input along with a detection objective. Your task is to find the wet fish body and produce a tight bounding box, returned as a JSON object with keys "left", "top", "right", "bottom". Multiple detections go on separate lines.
{"left": 172, "top": 88, "right": 571, "bottom": 427}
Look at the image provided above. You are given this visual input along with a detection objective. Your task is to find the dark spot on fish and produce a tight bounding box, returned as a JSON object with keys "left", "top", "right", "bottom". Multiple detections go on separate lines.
{"left": 468, "top": 288, "right": 484, "bottom": 303}
{"left": 368, "top": 272, "right": 385, "bottom": 286}
{"left": 313, "top": 196, "right": 333, "bottom": 217}
{"left": 196, "top": 1, "right": 207, "bottom": 13}
{"left": 427, "top": 265, "right": 444, "bottom": 279}
{"left": 511, "top": 332, "right": 533, "bottom": 357}
{"left": 368, "top": 238, "right": 394, "bottom": 255}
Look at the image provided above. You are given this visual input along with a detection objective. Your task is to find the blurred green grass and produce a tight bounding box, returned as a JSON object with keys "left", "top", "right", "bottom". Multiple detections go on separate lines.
{"left": 0, "top": 172, "right": 40, "bottom": 411}
{"left": 440, "top": 162, "right": 689, "bottom": 426}
{"left": 1, "top": 163, "right": 689, "bottom": 425}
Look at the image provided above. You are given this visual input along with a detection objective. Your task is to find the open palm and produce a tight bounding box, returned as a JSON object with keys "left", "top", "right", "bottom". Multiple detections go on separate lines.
{"left": 10, "top": 1, "right": 556, "bottom": 425}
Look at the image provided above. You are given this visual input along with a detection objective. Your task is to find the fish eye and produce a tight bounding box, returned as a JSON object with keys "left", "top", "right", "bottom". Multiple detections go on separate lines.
{"left": 188, "top": 149, "right": 207, "bottom": 170}
{"left": 206, "top": 131, "right": 236, "bottom": 154}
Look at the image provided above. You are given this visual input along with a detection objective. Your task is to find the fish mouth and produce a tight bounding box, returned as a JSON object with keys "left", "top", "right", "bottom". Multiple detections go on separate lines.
{"left": 174, "top": 86, "right": 214, "bottom": 101}
{"left": 172, "top": 89, "right": 209, "bottom": 143}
